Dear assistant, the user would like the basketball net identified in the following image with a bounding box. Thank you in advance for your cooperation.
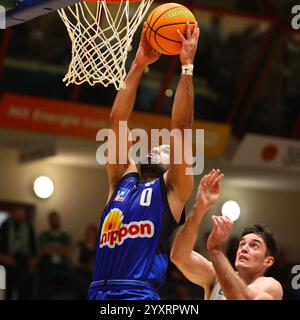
[58,0,153,90]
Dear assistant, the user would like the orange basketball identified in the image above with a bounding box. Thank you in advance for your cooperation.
[145,3,196,55]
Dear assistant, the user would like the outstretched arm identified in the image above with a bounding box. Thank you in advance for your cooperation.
[170,169,224,290]
[164,22,200,222]
[107,24,161,190]
[207,216,283,300]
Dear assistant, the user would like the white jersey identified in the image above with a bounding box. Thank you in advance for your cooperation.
[208,281,226,300]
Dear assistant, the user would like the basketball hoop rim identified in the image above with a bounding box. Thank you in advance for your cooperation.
[85,0,143,3]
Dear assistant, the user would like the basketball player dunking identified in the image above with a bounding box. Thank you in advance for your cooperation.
[87,22,200,300]
[171,169,283,300]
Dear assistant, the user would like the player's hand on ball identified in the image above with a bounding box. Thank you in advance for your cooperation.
[177,21,200,65]
[135,23,161,67]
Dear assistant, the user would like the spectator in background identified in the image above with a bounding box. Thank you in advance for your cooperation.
[75,224,97,272]
[72,224,98,299]
[39,211,72,299]
[0,207,37,299]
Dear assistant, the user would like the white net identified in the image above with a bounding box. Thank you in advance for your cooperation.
[58,0,153,90]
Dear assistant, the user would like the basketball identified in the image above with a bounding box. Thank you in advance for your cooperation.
[145,3,197,55]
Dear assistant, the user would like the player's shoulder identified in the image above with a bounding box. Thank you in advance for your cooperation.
[119,170,140,184]
[107,171,138,201]
[252,276,283,299]
[254,276,281,286]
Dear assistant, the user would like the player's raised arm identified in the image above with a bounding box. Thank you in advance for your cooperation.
[164,22,200,222]
[171,170,223,291]
[107,24,160,190]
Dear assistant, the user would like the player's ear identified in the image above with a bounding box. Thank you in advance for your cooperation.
[264,256,274,268]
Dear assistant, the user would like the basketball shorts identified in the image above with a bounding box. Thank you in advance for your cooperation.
[87,279,160,300]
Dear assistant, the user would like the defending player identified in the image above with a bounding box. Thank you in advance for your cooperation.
[171,169,283,300]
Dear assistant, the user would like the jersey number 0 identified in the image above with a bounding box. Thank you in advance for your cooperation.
[140,188,153,206]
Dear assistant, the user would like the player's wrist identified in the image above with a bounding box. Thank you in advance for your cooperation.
[207,245,223,255]
[132,59,148,71]
[191,204,208,219]
[181,63,194,76]
[193,201,211,211]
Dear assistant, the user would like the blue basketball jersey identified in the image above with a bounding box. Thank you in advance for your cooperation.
[88,172,184,300]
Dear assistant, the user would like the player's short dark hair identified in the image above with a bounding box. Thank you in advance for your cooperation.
[241,224,279,259]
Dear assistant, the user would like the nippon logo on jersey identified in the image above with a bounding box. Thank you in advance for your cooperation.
[114,187,130,202]
[100,209,154,249]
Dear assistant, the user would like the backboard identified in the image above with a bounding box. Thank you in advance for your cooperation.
[6,0,81,27]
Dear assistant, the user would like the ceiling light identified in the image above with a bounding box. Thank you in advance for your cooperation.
[222,200,240,222]
[33,176,54,199]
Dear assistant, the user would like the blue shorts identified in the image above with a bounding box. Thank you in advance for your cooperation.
[87,279,160,300]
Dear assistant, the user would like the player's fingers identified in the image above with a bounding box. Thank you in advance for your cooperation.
[211,215,219,227]
[206,169,215,183]
[152,48,161,56]
[177,29,186,42]
[201,174,209,186]
[186,22,192,39]
[141,22,148,36]
[207,169,215,176]
[219,217,229,233]
[192,22,200,37]
[224,221,232,235]
[207,169,219,185]
[221,216,232,230]
[215,218,224,236]
[212,172,224,187]
[218,216,227,225]
[224,216,233,228]
[140,25,148,43]
[203,171,212,185]
[214,215,224,229]
[210,169,221,185]
[215,216,224,225]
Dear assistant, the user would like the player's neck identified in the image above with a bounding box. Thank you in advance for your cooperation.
[238,269,264,285]
[140,173,159,182]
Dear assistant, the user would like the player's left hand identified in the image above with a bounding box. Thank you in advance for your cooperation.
[207,215,233,252]
[135,22,161,67]
[194,169,224,212]
[177,21,200,65]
